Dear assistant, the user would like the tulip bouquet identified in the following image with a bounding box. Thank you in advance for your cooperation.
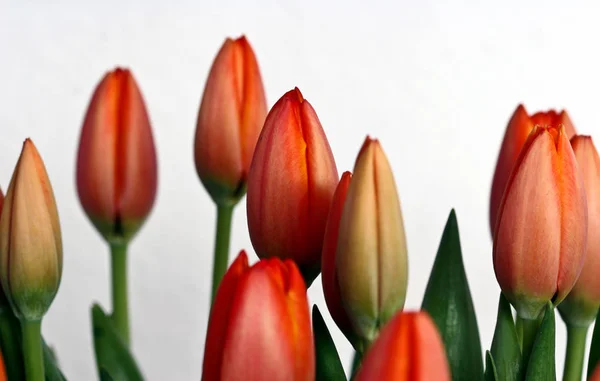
[1,34,600,381]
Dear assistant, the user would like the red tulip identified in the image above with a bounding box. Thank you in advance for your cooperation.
[355,311,450,381]
[246,88,338,281]
[76,68,158,242]
[559,136,600,326]
[591,363,600,381]
[490,105,575,234]
[493,126,587,319]
[321,171,356,343]
[202,251,314,381]
[194,36,267,205]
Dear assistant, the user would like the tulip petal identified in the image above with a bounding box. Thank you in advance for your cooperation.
[494,128,561,319]
[554,129,587,305]
[202,251,249,380]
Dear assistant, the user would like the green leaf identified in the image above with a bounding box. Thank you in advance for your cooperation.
[0,308,25,381]
[484,351,498,381]
[421,209,484,381]
[312,305,347,381]
[490,293,522,381]
[588,308,600,379]
[44,339,67,381]
[92,304,144,381]
[524,303,555,381]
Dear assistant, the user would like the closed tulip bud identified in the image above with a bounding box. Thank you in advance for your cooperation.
[592,363,600,381]
[493,126,587,319]
[0,139,62,321]
[194,36,267,206]
[76,68,158,243]
[321,171,357,344]
[490,105,576,234]
[202,251,314,381]
[355,311,450,381]
[559,136,600,326]
[336,137,408,346]
[246,88,338,282]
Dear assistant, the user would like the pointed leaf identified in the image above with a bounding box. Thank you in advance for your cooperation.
[92,304,144,381]
[421,209,484,381]
[312,305,347,381]
[490,293,522,381]
[0,309,24,381]
[524,303,555,381]
[44,339,67,381]
[588,308,600,379]
[485,351,498,381]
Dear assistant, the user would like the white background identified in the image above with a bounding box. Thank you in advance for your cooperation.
[2,1,600,380]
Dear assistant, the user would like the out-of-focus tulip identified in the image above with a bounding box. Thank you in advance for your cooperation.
[559,136,600,326]
[335,137,408,346]
[321,171,356,344]
[246,88,338,281]
[490,105,576,234]
[194,36,267,206]
[0,350,5,381]
[493,126,587,320]
[355,311,450,381]
[76,68,158,243]
[202,251,314,381]
[591,363,600,381]
[0,139,62,321]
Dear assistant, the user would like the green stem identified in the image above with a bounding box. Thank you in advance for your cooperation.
[110,241,129,346]
[519,315,541,370]
[211,204,234,304]
[563,324,588,381]
[21,319,44,381]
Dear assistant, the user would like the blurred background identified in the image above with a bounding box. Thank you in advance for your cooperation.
[2,1,600,379]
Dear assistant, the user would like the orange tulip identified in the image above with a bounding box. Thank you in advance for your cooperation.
[76,68,158,242]
[335,137,408,345]
[490,105,575,234]
[559,136,600,326]
[493,126,587,319]
[591,363,600,381]
[355,311,450,381]
[202,251,314,381]
[0,139,62,320]
[246,88,338,282]
[0,349,6,381]
[321,171,356,344]
[194,36,267,205]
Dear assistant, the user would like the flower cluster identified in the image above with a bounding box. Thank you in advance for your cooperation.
[1,35,600,381]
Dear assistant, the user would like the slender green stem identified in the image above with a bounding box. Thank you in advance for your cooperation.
[563,324,588,381]
[110,241,129,346]
[519,315,541,370]
[21,319,44,381]
[211,204,234,304]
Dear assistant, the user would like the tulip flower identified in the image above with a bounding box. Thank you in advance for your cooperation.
[490,105,575,234]
[194,35,267,205]
[355,311,450,381]
[335,137,408,347]
[0,139,62,321]
[321,171,356,344]
[559,136,600,326]
[76,67,158,243]
[493,126,587,321]
[0,139,62,381]
[202,251,314,381]
[591,364,600,381]
[246,88,338,284]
